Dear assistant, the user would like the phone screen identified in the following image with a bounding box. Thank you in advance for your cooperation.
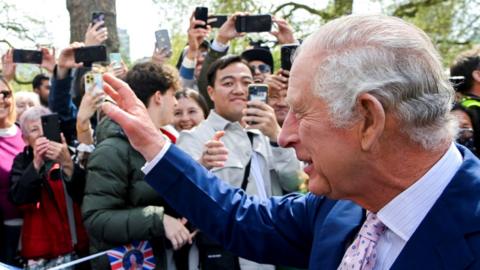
[109,53,122,69]
[248,84,269,103]
[208,15,227,28]
[41,113,61,143]
[12,49,43,64]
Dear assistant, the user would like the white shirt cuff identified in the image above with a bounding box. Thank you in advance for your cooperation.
[211,39,229,52]
[141,141,172,175]
[182,56,196,69]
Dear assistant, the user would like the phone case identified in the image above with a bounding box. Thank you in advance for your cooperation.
[84,72,104,95]
[41,114,61,143]
[235,15,272,33]
[281,44,299,71]
[109,53,122,69]
[12,49,43,64]
[194,7,208,29]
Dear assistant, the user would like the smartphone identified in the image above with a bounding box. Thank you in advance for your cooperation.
[41,113,61,143]
[91,11,105,27]
[449,76,465,91]
[74,45,107,64]
[235,15,272,33]
[208,15,227,28]
[155,29,172,55]
[281,44,299,71]
[194,7,209,29]
[109,52,122,69]
[12,49,43,64]
[248,84,269,103]
[84,72,104,96]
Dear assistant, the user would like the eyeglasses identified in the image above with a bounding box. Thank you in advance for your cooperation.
[459,127,474,138]
[250,64,271,74]
[0,90,12,100]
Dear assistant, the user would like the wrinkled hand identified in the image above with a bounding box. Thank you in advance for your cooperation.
[1,49,15,82]
[163,215,195,250]
[85,21,108,46]
[216,12,246,44]
[270,17,296,45]
[243,101,281,142]
[200,131,228,169]
[151,46,171,65]
[40,47,56,73]
[33,137,49,171]
[57,42,84,79]
[102,73,166,161]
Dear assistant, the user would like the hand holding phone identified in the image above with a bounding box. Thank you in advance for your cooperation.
[155,29,172,56]
[91,11,105,28]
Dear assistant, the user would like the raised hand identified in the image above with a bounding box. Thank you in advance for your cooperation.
[85,21,108,46]
[1,49,16,82]
[101,73,166,162]
[270,17,296,45]
[40,47,56,74]
[56,42,85,79]
[200,131,228,169]
[216,12,246,44]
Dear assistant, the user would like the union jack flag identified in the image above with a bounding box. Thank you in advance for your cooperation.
[107,240,156,270]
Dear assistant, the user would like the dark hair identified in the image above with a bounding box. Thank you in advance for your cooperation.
[32,74,49,90]
[450,49,480,94]
[125,62,181,106]
[452,102,480,156]
[206,55,254,87]
[175,88,209,117]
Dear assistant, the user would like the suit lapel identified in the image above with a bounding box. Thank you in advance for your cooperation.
[392,147,480,269]
[310,200,363,269]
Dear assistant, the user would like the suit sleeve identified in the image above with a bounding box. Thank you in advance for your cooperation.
[145,144,317,268]
[82,140,165,245]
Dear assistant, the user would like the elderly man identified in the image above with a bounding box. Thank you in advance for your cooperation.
[101,15,480,270]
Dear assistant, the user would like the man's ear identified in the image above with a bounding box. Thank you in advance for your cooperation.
[207,86,215,102]
[356,93,385,151]
[153,91,163,105]
[472,70,480,83]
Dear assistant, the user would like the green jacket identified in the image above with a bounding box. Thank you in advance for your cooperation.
[82,118,169,269]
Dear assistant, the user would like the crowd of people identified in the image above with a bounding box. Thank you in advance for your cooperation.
[0,7,479,270]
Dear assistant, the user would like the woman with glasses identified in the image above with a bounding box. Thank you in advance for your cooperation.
[0,76,25,266]
[452,102,480,157]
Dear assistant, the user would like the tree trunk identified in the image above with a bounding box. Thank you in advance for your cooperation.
[66,0,119,53]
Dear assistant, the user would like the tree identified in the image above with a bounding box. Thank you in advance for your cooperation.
[66,0,119,53]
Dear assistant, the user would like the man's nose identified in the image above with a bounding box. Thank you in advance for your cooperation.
[278,110,299,148]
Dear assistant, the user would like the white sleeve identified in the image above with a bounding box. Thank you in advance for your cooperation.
[141,141,172,174]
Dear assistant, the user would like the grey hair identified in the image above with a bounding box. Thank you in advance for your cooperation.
[19,106,51,136]
[14,91,40,106]
[298,15,456,150]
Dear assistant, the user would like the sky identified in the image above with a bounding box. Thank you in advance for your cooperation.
[2,0,382,62]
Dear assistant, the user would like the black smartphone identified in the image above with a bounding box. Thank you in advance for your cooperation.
[281,44,299,71]
[41,113,61,143]
[449,76,465,92]
[91,11,105,27]
[194,7,208,29]
[235,15,272,33]
[208,15,227,28]
[74,45,107,64]
[12,49,43,64]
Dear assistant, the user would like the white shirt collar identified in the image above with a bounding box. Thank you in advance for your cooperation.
[377,143,463,241]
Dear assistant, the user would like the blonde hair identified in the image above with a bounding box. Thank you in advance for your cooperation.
[0,76,16,126]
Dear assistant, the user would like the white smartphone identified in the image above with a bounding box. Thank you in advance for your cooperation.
[84,72,104,96]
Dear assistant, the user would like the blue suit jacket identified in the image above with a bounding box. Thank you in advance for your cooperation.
[145,145,480,269]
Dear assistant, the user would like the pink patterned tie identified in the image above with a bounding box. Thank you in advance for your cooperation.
[338,212,386,270]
